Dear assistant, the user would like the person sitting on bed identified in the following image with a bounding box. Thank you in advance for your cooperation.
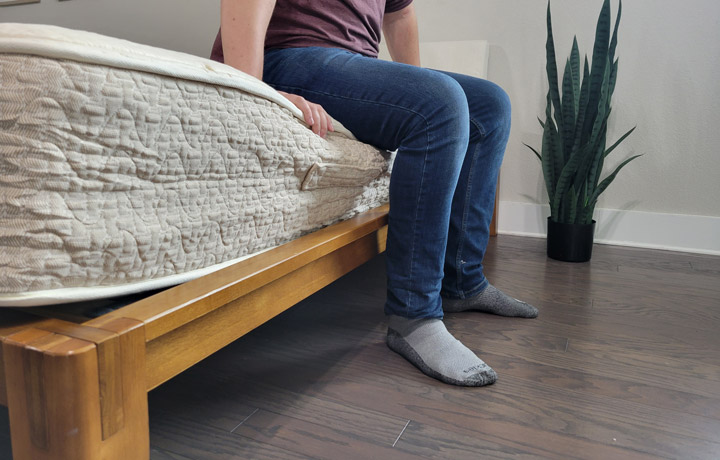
[212,0,538,387]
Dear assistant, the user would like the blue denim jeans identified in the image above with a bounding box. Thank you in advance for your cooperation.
[263,47,511,319]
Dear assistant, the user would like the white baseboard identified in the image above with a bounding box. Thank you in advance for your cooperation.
[498,201,720,256]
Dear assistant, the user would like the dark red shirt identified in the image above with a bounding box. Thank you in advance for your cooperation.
[211,0,413,63]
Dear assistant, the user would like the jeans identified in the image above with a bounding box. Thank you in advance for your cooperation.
[263,47,511,319]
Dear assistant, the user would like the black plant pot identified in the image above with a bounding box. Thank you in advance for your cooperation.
[547,218,596,262]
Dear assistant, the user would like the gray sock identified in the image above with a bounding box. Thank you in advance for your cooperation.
[443,284,538,318]
[386,315,497,387]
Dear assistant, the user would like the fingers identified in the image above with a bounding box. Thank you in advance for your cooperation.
[316,105,335,137]
[297,98,315,127]
[304,100,330,138]
[277,91,334,138]
[312,104,328,138]
[308,103,322,136]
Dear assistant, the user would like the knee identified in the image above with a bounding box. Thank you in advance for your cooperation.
[389,69,471,151]
[432,72,470,117]
[478,82,512,139]
[492,83,512,130]
[417,72,470,135]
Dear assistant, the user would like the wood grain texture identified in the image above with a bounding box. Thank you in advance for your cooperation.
[231,408,419,460]
[0,311,57,407]
[150,370,411,448]
[89,317,150,458]
[31,320,125,439]
[3,331,101,460]
[0,205,390,460]
[144,227,387,390]
[394,420,544,459]
[104,204,388,342]
[149,447,195,460]
[1,319,149,460]
[2,233,718,459]
[140,236,720,459]
[149,414,311,460]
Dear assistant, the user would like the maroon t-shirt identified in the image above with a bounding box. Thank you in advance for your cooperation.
[210,0,413,63]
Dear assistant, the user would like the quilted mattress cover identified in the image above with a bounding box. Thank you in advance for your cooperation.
[0,24,390,306]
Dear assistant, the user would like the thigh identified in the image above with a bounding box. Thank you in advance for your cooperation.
[262,47,467,151]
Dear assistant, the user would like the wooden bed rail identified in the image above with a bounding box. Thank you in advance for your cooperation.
[1,315,149,459]
[95,204,389,343]
[0,204,389,460]
[129,204,388,390]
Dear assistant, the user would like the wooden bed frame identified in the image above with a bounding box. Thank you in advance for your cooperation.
[0,204,389,460]
[0,193,497,460]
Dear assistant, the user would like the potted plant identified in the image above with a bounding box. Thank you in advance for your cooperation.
[525,0,641,262]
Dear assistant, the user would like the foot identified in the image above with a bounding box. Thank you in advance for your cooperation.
[386,315,497,387]
[442,284,538,318]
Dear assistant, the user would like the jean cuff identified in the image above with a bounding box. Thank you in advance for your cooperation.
[440,277,489,300]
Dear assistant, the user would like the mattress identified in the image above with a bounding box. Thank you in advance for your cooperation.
[0,24,391,307]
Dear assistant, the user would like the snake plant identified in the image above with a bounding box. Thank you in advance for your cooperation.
[526,0,641,225]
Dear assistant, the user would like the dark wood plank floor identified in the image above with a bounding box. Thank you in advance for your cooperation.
[1,235,719,459]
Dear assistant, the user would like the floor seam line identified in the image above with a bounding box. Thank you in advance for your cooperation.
[230,408,259,433]
[392,420,411,447]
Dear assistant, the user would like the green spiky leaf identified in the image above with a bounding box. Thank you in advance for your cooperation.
[530,1,636,225]
[604,126,636,157]
[542,102,562,204]
[546,3,564,135]
[609,58,619,98]
[524,143,542,162]
[585,154,643,213]
[588,57,613,148]
[551,142,590,218]
[609,0,622,65]
[586,133,607,199]
[581,0,612,145]
[570,37,581,110]
[561,58,577,161]
[572,57,592,155]
[567,185,579,223]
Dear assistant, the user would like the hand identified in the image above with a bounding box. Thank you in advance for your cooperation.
[277,91,335,138]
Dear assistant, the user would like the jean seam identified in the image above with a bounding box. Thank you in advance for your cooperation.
[406,130,431,315]
[463,278,490,299]
[451,116,483,299]
[456,141,480,299]
[470,116,486,140]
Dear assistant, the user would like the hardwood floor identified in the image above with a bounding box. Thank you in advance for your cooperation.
[1,235,719,459]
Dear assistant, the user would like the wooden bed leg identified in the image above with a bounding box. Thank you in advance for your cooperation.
[2,319,149,460]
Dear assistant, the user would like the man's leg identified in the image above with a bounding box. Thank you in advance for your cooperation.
[438,71,538,318]
[263,48,496,386]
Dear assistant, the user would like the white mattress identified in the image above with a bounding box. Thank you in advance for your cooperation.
[0,24,391,306]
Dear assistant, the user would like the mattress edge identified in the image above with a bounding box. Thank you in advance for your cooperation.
[0,23,357,139]
[0,245,276,308]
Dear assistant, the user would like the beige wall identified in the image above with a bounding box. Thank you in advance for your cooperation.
[413,0,720,219]
[1,0,219,57]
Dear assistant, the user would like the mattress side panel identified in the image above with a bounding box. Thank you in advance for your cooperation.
[0,54,389,297]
